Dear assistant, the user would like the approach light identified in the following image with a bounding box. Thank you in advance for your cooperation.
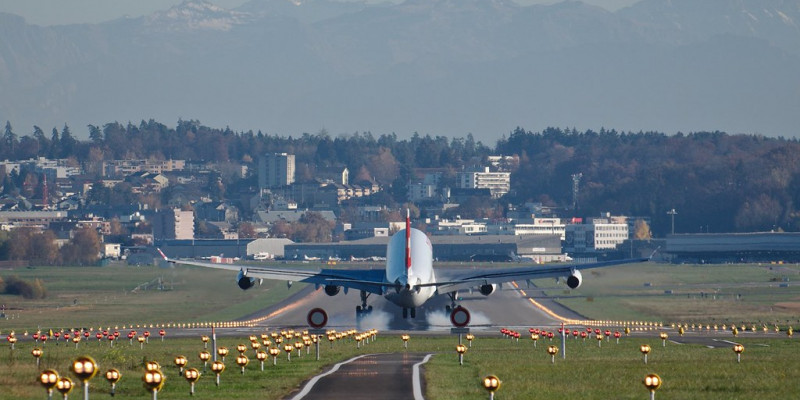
[640,344,651,364]
[643,373,662,400]
[184,368,201,396]
[482,375,501,400]
[105,369,122,396]
[210,361,225,386]
[733,343,745,363]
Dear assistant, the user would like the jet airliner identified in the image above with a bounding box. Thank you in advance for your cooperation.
[159,212,649,319]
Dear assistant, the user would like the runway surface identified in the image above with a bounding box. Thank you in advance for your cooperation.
[240,279,580,332]
[284,352,432,400]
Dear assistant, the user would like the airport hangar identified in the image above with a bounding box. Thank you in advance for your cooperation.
[666,232,800,263]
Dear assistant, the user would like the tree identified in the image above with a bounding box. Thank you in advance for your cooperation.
[633,219,652,240]
[238,222,257,238]
[60,226,101,265]
[3,120,17,157]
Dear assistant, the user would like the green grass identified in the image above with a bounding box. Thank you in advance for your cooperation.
[532,263,800,325]
[2,333,799,399]
[0,264,305,331]
[425,335,800,400]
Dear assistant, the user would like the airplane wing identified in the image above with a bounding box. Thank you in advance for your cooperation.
[426,257,650,294]
[158,249,391,295]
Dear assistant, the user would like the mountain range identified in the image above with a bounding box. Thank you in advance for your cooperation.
[0,0,798,141]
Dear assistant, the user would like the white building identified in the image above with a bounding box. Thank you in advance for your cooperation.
[457,167,510,198]
[258,153,295,189]
[513,218,566,240]
[564,218,629,253]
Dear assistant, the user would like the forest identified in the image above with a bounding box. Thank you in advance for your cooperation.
[2,120,799,236]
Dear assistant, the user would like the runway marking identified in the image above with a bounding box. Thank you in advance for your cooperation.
[413,353,434,400]
[287,354,369,400]
[511,281,578,324]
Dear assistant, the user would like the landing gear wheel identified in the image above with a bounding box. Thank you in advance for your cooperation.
[402,308,408,319]
[410,308,416,318]
[367,305,373,313]
[445,305,452,314]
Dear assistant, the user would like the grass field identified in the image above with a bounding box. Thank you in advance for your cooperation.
[0,264,305,331]
[533,263,800,325]
[2,261,800,399]
[2,332,798,399]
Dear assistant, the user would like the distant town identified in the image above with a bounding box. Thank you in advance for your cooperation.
[2,142,798,267]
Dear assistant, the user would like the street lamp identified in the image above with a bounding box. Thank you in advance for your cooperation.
[596,334,603,347]
[201,335,209,349]
[71,356,98,400]
[184,368,201,396]
[104,369,121,397]
[481,375,501,400]
[465,333,475,348]
[40,369,60,400]
[236,344,247,354]
[667,209,677,235]
[660,332,668,347]
[640,344,651,364]
[142,369,165,400]
[284,344,294,361]
[456,344,467,365]
[733,344,744,363]
[530,333,539,348]
[401,334,410,349]
[643,373,662,400]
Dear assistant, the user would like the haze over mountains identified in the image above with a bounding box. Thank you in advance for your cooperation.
[0,0,798,141]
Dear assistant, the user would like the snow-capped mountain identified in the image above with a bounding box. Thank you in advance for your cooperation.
[0,0,798,140]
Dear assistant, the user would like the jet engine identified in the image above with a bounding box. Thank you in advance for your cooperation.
[324,285,341,296]
[237,269,256,290]
[479,283,497,296]
[566,270,583,289]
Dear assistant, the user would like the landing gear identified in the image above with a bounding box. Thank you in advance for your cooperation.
[356,291,373,318]
[445,291,459,314]
[402,307,417,319]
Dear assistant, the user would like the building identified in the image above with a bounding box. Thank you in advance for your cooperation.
[457,167,510,198]
[152,208,194,240]
[258,153,295,189]
[564,218,629,254]
[666,232,800,263]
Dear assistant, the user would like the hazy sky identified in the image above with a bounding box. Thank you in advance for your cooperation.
[0,0,640,26]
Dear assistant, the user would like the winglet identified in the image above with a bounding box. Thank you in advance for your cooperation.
[156,248,169,261]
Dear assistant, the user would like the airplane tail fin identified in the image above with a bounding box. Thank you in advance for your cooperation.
[405,209,411,270]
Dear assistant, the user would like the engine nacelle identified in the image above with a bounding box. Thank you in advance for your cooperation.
[237,269,256,290]
[566,270,583,289]
[479,283,497,296]
[324,285,341,296]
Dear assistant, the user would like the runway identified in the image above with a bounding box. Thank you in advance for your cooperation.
[239,279,581,332]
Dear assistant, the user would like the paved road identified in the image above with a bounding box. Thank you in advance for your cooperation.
[285,352,432,400]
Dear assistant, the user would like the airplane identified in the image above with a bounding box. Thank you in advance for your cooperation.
[158,211,650,319]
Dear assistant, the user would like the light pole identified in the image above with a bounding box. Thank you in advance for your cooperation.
[640,344,651,364]
[183,368,200,396]
[104,369,121,397]
[40,369,60,400]
[456,344,467,365]
[733,344,744,363]
[667,209,677,235]
[142,369,165,400]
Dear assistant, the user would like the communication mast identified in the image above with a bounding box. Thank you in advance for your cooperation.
[41,173,48,210]
[571,173,582,213]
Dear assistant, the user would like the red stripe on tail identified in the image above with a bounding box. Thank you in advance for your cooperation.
[405,209,411,270]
